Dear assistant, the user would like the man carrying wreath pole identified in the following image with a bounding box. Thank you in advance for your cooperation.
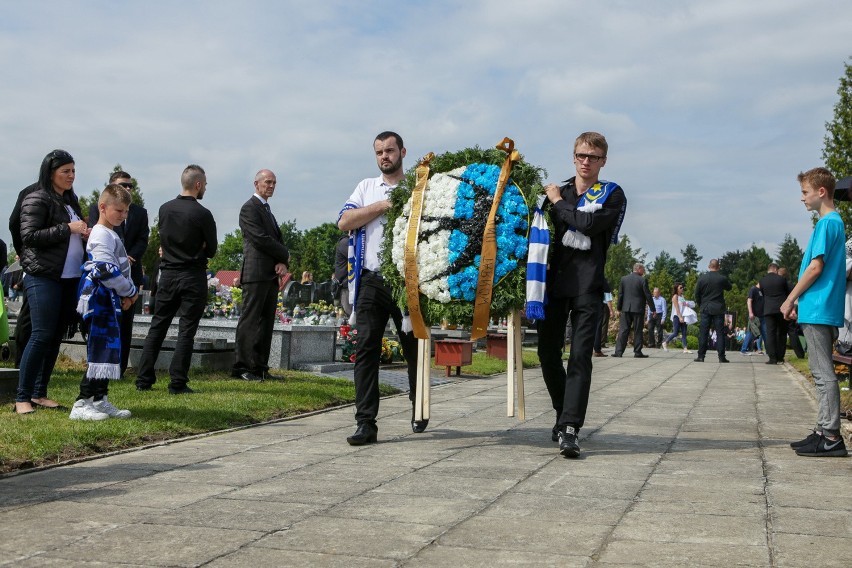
[536,132,627,458]
[338,131,428,445]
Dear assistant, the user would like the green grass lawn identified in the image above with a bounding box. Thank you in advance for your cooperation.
[0,361,398,473]
[787,353,852,410]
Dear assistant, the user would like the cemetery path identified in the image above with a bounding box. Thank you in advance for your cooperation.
[1,351,850,567]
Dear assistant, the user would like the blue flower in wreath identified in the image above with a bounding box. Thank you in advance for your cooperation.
[430,163,529,301]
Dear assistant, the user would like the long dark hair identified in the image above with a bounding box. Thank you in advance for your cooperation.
[37,149,80,210]
[672,282,684,296]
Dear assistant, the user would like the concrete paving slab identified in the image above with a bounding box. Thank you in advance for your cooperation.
[206,547,396,568]
[36,522,262,567]
[407,545,589,567]
[253,516,443,560]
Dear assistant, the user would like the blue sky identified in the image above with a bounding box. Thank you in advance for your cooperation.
[1,0,850,266]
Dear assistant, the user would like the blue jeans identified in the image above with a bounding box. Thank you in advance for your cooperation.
[664,316,688,348]
[17,276,79,402]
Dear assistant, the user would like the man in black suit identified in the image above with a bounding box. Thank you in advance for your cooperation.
[613,263,655,358]
[759,262,792,364]
[231,169,290,382]
[694,258,733,362]
[89,171,150,376]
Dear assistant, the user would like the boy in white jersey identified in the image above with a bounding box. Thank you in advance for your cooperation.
[70,185,139,420]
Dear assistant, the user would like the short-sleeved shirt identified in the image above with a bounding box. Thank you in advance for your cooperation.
[343,176,395,272]
[798,210,846,327]
[748,285,764,318]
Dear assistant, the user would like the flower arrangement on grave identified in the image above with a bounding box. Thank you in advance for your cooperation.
[381,337,402,364]
[341,328,358,362]
[380,139,545,336]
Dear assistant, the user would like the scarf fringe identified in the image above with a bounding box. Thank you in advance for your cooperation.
[86,362,121,380]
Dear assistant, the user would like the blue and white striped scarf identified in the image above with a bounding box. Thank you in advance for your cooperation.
[525,195,549,320]
[77,261,137,379]
[338,203,365,325]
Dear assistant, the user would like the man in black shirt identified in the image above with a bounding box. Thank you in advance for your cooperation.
[135,165,217,394]
[537,132,627,458]
[759,262,792,364]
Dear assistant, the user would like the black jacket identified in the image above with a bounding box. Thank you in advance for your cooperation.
[758,272,791,316]
[9,182,39,255]
[546,177,627,298]
[618,271,654,313]
[238,196,289,284]
[695,270,732,316]
[20,187,84,280]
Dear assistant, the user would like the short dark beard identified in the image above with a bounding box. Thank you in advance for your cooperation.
[379,157,402,175]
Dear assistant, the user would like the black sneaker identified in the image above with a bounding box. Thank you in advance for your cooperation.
[558,426,581,458]
[795,433,848,457]
[168,386,195,395]
[790,430,820,449]
[551,424,559,442]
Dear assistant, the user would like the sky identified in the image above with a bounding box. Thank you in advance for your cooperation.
[1,0,851,267]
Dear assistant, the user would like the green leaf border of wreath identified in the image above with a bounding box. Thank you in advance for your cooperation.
[380,145,546,328]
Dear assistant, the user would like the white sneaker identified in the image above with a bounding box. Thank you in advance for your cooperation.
[662,342,668,351]
[93,396,131,419]
[683,349,693,354]
[69,398,109,421]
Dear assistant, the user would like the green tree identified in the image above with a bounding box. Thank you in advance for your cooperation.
[718,250,745,278]
[680,243,702,274]
[649,250,684,283]
[647,268,674,305]
[729,245,772,291]
[822,57,852,234]
[278,219,303,277]
[605,235,645,294]
[775,233,803,283]
[724,284,748,329]
[299,223,344,281]
[208,230,244,273]
[684,269,699,301]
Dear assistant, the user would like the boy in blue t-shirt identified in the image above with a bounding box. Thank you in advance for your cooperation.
[781,167,847,457]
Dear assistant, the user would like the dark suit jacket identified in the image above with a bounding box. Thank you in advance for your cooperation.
[239,196,290,283]
[695,270,732,315]
[758,272,791,316]
[618,271,654,313]
[89,202,150,286]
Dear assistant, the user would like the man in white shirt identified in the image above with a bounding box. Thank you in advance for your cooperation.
[647,287,667,348]
[337,131,424,445]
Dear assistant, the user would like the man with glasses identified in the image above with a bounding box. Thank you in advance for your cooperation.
[537,132,627,458]
[88,171,150,377]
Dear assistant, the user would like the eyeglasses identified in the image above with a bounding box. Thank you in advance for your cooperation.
[574,153,605,163]
[118,182,133,189]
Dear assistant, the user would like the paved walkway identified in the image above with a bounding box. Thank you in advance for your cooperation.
[1,351,850,567]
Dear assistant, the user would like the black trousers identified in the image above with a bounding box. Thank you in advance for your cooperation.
[119,300,135,376]
[698,312,726,359]
[593,304,610,352]
[647,313,663,347]
[13,291,31,367]
[352,272,418,427]
[764,313,787,363]
[787,321,805,358]
[614,311,645,355]
[232,278,279,375]
[136,270,207,389]
[536,293,602,430]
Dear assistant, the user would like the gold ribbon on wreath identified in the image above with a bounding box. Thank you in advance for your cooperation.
[403,152,435,339]
[471,137,520,340]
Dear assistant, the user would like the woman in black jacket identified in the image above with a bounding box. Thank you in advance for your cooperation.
[14,150,90,414]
